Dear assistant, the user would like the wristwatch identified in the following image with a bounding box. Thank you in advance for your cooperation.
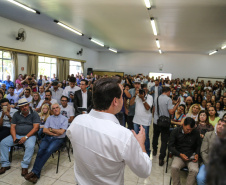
[50,128,52,132]
[25,136,28,139]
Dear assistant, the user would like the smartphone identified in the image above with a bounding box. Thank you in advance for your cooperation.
[2,106,7,113]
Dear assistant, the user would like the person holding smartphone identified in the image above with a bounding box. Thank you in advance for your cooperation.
[0,98,17,141]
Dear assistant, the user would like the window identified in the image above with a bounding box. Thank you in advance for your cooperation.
[0,50,13,81]
[70,61,82,76]
[38,56,56,79]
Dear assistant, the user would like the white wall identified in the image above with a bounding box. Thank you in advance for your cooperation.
[0,16,99,75]
[98,52,226,79]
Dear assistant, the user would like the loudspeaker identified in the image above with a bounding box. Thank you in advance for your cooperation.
[87,68,93,75]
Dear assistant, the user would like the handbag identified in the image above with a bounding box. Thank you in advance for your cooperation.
[157,97,171,128]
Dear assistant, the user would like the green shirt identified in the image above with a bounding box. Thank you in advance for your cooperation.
[209,117,220,127]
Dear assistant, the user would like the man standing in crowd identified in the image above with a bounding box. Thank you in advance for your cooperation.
[24,103,68,183]
[37,75,45,87]
[2,75,14,90]
[196,119,226,185]
[128,79,141,130]
[150,79,162,102]
[74,79,92,116]
[169,117,200,185]
[39,86,45,100]
[0,98,17,141]
[152,87,180,166]
[0,98,40,175]
[36,90,57,112]
[6,86,19,108]
[60,96,75,124]
[63,77,80,106]
[130,84,153,156]
[67,78,152,185]
[147,77,155,90]
[45,81,63,104]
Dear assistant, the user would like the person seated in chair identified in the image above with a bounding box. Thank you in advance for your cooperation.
[24,103,68,183]
[0,98,40,176]
[169,117,201,185]
[196,119,226,185]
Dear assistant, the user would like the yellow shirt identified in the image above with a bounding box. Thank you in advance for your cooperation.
[209,117,220,127]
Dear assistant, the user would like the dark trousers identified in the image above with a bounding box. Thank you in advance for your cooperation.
[127,116,134,130]
[152,123,170,160]
[0,126,10,142]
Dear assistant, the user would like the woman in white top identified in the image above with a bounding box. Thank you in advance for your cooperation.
[14,83,23,96]
[185,104,201,122]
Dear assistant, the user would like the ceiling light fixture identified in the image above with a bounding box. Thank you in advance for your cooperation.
[54,20,83,36]
[156,39,160,48]
[150,18,157,36]
[144,0,151,9]
[7,0,40,14]
[89,38,104,47]
[159,49,162,54]
[209,50,218,56]
[109,48,117,53]
[221,45,226,50]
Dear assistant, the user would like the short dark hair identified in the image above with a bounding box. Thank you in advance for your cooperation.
[93,78,121,111]
[184,117,196,128]
[162,87,171,93]
[25,88,31,93]
[69,77,76,83]
[45,90,52,95]
[81,79,88,85]
[0,98,9,104]
[8,86,14,90]
[124,84,130,89]
[60,95,69,101]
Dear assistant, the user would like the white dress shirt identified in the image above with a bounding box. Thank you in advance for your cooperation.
[67,109,152,185]
[81,90,87,109]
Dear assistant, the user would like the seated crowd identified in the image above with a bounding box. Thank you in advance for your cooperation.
[0,73,226,184]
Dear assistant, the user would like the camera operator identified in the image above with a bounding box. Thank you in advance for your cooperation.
[35,90,57,113]
[130,84,153,156]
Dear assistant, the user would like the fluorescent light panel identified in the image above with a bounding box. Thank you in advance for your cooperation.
[109,48,117,53]
[144,0,151,9]
[7,0,38,14]
[150,18,157,36]
[221,45,226,49]
[55,21,83,36]
[156,39,160,48]
[209,50,218,55]
[90,38,104,47]
[159,49,162,54]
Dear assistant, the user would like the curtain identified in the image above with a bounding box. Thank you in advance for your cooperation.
[56,59,69,81]
[10,51,18,82]
[27,55,38,75]
[81,61,84,75]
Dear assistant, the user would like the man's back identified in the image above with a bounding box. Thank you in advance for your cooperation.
[67,110,151,185]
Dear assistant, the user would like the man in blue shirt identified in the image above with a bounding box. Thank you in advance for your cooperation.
[2,75,14,90]
[24,103,68,183]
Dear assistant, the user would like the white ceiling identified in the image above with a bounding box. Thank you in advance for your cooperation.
[0,0,226,54]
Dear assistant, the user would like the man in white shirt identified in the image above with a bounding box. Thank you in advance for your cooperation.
[60,96,75,125]
[130,84,153,156]
[38,86,45,100]
[67,78,152,185]
[6,87,19,108]
[147,77,155,90]
[63,77,80,106]
[36,90,57,112]
[21,88,33,103]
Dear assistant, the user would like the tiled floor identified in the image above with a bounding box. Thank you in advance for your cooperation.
[0,124,188,185]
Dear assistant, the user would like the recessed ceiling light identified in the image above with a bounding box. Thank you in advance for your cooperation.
[144,0,151,9]
[221,45,226,50]
[156,39,160,48]
[109,48,117,53]
[159,49,162,54]
[89,38,104,47]
[150,18,157,36]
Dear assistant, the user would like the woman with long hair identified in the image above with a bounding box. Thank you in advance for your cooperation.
[186,104,201,122]
[196,110,214,139]
[171,104,186,127]
[37,104,50,140]
[200,99,207,110]
[30,92,41,110]
[208,106,220,127]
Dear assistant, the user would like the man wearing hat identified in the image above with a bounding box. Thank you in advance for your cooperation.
[0,98,40,176]
[45,81,63,104]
